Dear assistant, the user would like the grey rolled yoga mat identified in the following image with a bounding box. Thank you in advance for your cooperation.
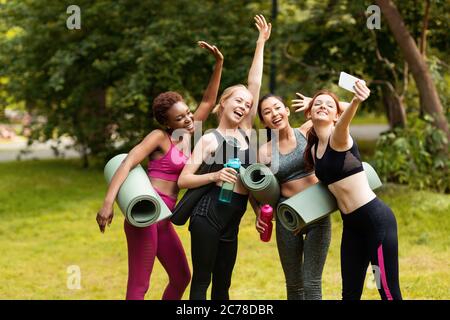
[277,162,382,232]
[104,154,172,227]
[240,163,280,208]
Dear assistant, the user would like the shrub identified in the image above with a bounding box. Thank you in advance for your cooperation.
[374,114,449,193]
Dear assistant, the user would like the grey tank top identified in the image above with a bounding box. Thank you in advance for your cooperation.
[270,128,313,184]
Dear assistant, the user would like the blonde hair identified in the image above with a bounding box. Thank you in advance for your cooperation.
[212,84,250,119]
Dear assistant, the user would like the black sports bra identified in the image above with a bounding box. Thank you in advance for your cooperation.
[210,128,254,169]
[314,137,364,185]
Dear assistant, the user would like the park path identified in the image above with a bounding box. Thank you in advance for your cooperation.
[0,136,80,162]
[0,124,390,162]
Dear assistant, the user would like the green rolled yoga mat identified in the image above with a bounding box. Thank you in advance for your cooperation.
[277,162,382,232]
[104,154,172,227]
[240,163,280,208]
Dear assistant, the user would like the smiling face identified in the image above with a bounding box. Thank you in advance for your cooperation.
[220,88,253,125]
[165,101,195,133]
[260,96,290,130]
[308,94,340,124]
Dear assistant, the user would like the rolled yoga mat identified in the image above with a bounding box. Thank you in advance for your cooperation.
[239,163,280,208]
[104,154,172,227]
[277,162,382,232]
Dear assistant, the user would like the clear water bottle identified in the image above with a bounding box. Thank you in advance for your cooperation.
[219,158,241,203]
[260,204,273,242]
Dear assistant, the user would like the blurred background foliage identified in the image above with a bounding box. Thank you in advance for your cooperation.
[0,0,448,191]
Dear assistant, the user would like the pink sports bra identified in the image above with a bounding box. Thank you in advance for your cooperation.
[147,132,188,182]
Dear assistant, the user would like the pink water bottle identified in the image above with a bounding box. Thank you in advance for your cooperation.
[260,204,273,242]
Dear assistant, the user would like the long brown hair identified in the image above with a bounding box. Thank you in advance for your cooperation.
[303,90,342,171]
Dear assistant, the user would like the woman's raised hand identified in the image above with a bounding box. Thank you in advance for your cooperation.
[254,14,271,42]
[353,81,371,103]
[292,92,312,113]
[198,41,223,62]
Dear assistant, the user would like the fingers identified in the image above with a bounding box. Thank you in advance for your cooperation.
[254,15,262,31]
[108,212,114,226]
[296,92,305,99]
[198,41,213,51]
[220,168,238,184]
[294,106,308,113]
[259,14,267,27]
[291,99,304,105]
[254,15,263,28]
[96,213,106,233]
[254,14,268,31]
[355,80,370,94]
[354,81,370,101]
[255,219,268,234]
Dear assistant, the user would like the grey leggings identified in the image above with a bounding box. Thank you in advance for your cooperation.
[275,201,332,300]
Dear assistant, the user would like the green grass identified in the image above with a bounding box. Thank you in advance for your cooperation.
[0,159,449,299]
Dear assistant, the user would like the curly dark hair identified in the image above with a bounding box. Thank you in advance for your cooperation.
[152,91,184,125]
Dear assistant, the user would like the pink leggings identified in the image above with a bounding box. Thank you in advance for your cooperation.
[124,189,191,300]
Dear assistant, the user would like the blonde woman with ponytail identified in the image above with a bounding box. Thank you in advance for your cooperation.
[178,14,271,300]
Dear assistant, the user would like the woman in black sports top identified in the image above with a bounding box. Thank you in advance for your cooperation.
[178,14,271,300]
[303,82,402,300]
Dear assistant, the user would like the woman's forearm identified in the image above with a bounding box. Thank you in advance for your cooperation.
[194,60,224,122]
[248,194,261,217]
[178,172,216,189]
[204,60,223,104]
[248,40,265,91]
[103,162,131,208]
[336,98,360,132]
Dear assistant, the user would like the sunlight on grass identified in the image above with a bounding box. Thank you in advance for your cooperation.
[0,160,448,299]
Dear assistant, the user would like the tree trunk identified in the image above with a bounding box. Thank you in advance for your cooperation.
[84,88,108,157]
[419,0,431,56]
[382,86,407,128]
[376,0,449,139]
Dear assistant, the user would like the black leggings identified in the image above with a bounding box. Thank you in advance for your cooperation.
[341,197,402,300]
[189,187,248,300]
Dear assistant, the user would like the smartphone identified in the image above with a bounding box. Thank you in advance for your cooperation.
[338,72,365,93]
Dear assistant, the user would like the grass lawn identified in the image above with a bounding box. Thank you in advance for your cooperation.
[0,159,448,300]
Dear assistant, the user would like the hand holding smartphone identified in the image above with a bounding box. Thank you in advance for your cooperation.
[338,72,366,93]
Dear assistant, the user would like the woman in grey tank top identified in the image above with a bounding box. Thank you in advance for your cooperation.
[250,94,331,300]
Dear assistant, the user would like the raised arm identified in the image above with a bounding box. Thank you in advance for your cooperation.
[96,130,165,233]
[332,81,371,147]
[193,41,224,122]
[177,134,237,189]
[242,14,271,130]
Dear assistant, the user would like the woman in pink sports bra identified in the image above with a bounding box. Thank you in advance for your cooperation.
[96,41,223,300]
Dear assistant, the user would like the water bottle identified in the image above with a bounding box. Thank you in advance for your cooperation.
[260,204,273,242]
[219,158,241,203]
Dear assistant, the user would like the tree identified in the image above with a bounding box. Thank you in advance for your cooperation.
[375,0,449,140]
[0,0,263,166]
